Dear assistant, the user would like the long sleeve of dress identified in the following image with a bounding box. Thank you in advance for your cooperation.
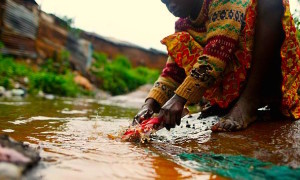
[146,56,186,106]
[174,1,247,103]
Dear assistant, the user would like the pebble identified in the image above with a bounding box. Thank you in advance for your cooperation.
[44,94,55,100]
[0,162,22,180]
[11,89,25,97]
[0,86,5,96]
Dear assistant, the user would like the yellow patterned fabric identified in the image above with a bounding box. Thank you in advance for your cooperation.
[280,0,300,119]
[147,0,300,119]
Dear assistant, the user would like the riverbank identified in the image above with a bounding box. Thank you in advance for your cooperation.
[0,52,159,100]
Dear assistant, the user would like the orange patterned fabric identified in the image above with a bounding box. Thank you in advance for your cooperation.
[281,0,300,119]
[148,0,300,119]
[161,0,256,107]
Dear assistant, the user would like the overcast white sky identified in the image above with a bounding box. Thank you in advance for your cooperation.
[36,0,299,52]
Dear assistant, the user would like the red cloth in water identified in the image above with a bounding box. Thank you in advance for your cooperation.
[122,117,162,142]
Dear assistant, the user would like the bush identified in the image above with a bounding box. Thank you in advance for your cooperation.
[91,53,159,95]
[0,41,4,49]
[0,55,83,97]
[0,57,31,89]
[29,72,80,97]
[133,66,160,84]
[41,50,71,74]
[0,57,30,77]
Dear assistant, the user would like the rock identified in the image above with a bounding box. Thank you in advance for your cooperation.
[44,94,55,100]
[23,77,29,84]
[0,135,40,177]
[74,73,93,91]
[0,86,5,96]
[3,90,12,98]
[0,146,31,163]
[95,88,111,100]
[37,90,44,97]
[11,89,26,97]
[14,82,21,89]
[0,162,22,180]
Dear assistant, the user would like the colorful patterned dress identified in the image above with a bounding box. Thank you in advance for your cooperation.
[147,0,300,119]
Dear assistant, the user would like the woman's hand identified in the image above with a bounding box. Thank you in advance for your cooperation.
[158,94,187,130]
[132,98,160,125]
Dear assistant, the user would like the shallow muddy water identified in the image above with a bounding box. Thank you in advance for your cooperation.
[0,97,299,179]
[0,97,220,179]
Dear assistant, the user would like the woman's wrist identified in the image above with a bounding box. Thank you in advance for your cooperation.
[172,94,187,105]
[144,98,161,113]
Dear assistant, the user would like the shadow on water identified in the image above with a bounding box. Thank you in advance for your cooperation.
[0,97,222,179]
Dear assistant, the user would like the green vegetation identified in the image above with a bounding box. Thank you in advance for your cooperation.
[41,50,71,74]
[0,50,160,97]
[0,53,82,97]
[57,15,82,38]
[295,2,300,41]
[29,71,80,97]
[0,57,30,89]
[91,53,159,95]
[295,17,300,41]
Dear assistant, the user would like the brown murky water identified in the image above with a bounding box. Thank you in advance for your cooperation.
[0,97,299,179]
[0,97,222,179]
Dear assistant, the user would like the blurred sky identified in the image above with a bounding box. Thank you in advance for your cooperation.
[36,0,300,52]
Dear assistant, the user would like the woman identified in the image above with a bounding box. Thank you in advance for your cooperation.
[134,0,300,132]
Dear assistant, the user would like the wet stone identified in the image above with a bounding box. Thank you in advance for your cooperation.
[0,135,40,176]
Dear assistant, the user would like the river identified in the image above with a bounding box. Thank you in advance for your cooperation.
[0,96,299,179]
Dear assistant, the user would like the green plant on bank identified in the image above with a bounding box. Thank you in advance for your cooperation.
[295,2,300,41]
[0,57,31,89]
[295,17,300,41]
[91,53,159,95]
[29,71,80,97]
[58,15,82,38]
[41,50,71,74]
[0,41,4,49]
[0,54,83,97]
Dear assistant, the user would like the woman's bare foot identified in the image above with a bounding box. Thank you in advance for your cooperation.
[211,0,284,132]
[211,97,259,131]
